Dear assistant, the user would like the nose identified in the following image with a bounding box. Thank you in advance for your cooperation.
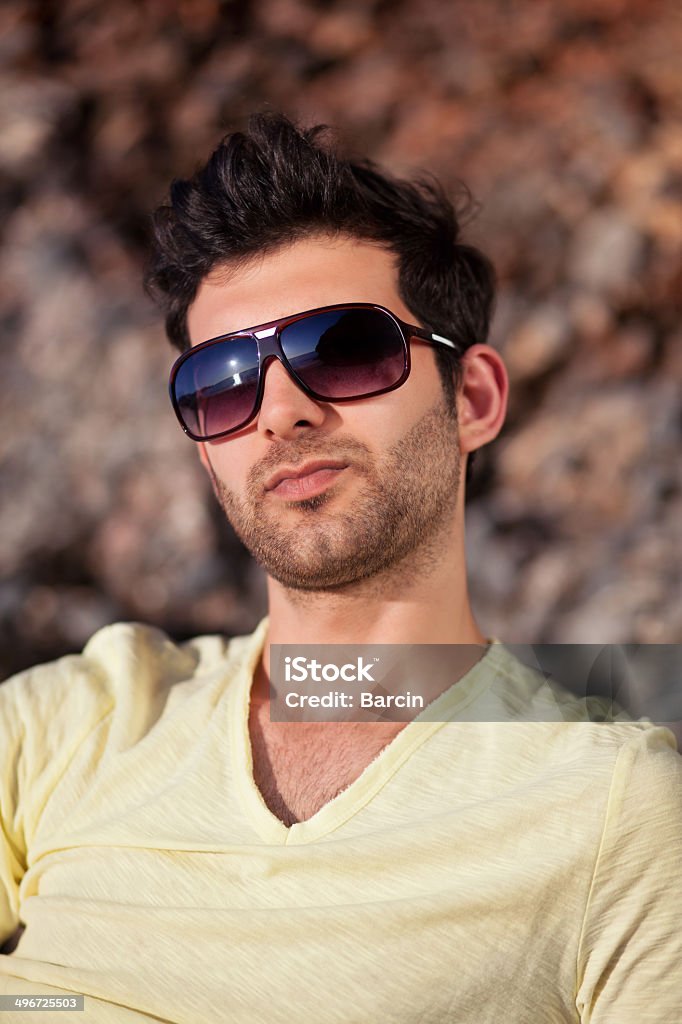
[256,356,328,440]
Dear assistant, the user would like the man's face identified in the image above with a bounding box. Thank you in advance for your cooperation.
[186,235,463,591]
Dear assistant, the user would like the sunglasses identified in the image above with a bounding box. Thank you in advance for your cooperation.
[169,303,461,442]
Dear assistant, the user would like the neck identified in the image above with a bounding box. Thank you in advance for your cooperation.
[249,510,486,826]
[262,516,486,676]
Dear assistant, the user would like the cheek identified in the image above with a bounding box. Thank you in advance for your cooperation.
[201,443,248,494]
[410,347,444,391]
[377,350,443,420]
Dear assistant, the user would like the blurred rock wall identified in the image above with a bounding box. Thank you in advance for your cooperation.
[1,0,681,679]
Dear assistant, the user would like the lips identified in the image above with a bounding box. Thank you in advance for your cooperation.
[264,460,349,500]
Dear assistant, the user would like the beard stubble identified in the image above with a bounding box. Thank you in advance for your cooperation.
[207,396,462,593]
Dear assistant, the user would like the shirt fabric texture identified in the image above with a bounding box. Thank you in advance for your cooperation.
[0,620,681,1022]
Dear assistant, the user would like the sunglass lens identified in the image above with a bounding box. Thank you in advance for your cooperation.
[173,336,259,439]
[280,309,405,399]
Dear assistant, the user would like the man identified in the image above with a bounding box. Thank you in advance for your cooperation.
[1,113,680,1022]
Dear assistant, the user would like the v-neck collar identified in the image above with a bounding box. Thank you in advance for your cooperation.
[228,619,499,845]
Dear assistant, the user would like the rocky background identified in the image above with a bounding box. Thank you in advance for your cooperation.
[1,0,680,699]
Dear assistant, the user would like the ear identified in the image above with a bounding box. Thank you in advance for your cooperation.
[457,344,509,455]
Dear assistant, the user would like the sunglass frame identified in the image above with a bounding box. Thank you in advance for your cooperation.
[169,302,461,442]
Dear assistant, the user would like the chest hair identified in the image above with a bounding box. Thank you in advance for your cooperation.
[248,704,405,826]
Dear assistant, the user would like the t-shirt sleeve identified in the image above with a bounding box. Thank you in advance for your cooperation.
[576,726,682,1022]
[0,621,205,947]
[0,674,24,945]
[0,653,114,944]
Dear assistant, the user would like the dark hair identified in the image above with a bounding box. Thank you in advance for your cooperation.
[146,112,495,471]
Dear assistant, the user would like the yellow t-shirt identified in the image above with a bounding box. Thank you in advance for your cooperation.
[1,621,681,1023]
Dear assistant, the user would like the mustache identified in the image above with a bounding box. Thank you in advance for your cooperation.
[247,435,373,491]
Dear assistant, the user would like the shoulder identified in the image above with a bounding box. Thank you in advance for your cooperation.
[598,723,682,833]
[482,642,632,724]
[1,618,267,757]
[459,642,681,789]
[575,721,682,1015]
[491,642,682,865]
